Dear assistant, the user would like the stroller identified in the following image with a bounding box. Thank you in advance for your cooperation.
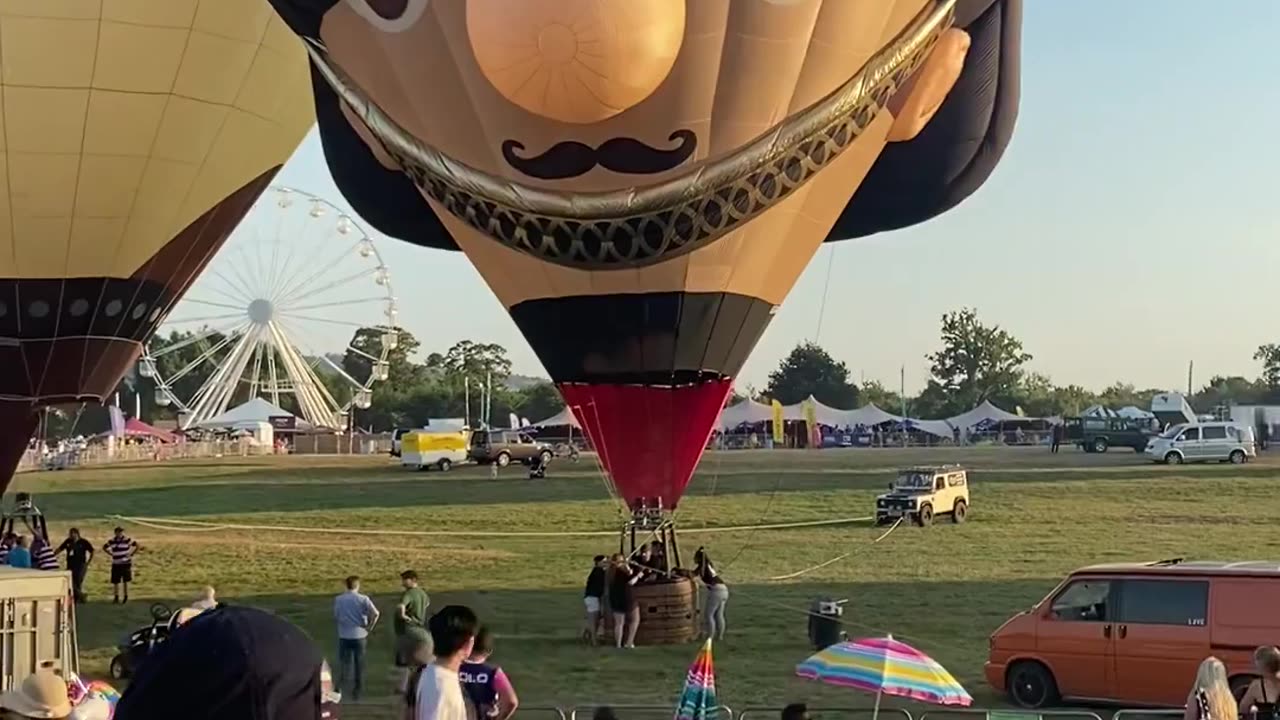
[108,603,181,680]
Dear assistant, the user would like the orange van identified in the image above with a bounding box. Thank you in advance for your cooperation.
[985,560,1280,708]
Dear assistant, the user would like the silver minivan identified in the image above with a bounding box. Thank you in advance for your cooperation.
[1144,421,1256,464]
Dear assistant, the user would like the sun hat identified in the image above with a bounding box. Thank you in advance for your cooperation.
[0,669,73,718]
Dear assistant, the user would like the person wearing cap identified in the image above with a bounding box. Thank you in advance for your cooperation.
[114,605,334,720]
[0,668,73,719]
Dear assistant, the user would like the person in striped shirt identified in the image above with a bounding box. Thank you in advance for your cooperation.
[103,527,141,604]
[30,533,58,571]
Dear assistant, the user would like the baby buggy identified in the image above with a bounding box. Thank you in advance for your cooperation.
[108,603,183,680]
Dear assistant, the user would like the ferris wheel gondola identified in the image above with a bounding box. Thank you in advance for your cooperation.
[140,187,397,432]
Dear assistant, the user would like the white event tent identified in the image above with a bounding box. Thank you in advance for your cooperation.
[531,406,581,429]
[717,399,773,429]
[197,397,311,431]
[945,400,1025,430]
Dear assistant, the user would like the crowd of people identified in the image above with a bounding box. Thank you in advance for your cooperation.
[0,525,141,603]
[1186,649,1279,720]
[580,543,730,649]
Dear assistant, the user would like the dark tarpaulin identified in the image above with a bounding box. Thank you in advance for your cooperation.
[115,606,325,720]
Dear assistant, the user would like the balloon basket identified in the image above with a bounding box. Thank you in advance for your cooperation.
[601,575,699,646]
[596,502,699,645]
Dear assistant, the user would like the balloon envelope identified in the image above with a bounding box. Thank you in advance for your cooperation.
[271,0,1020,509]
[0,2,315,484]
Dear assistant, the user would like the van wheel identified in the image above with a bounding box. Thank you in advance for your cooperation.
[109,655,128,680]
[1229,674,1257,701]
[496,452,511,467]
[1092,437,1109,453]
[1165,451,1183,465]
[538,450,553,465]
[951,500,967,523]
[1008,661,1058,709]
[914,504,933,527]
[437,458,452,472]
[1229,450,1246,464]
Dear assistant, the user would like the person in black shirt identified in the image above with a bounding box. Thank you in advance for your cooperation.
[581,555,606,645]
[607,554,641,649]
[55,528,94,602]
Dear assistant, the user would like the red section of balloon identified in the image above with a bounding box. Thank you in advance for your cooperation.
[559,380,731,511]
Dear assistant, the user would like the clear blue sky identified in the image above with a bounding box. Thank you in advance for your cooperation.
[266,0,1280,395]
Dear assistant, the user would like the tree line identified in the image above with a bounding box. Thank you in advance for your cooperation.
[750,307,1280,420]
[38,307,1280,438]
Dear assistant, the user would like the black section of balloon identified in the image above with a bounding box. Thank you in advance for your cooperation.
[500,130,698,180]
[509,291,775,385]
[287,0,1020,252]
[0,277,172,341]
[835,0,1021,239]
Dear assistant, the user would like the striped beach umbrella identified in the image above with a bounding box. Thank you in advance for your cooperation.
[674,639,719,720]
[796,636,971,718]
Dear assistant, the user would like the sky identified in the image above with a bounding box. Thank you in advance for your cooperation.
[259,0,1280,395]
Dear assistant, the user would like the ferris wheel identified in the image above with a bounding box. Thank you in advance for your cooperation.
[140,186,398,431]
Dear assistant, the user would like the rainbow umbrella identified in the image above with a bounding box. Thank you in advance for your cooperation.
[796,636,971,719]
[674,639,719,720]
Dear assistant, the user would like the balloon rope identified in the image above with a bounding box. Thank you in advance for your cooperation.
[108,513,871,539]
[567,401,623,517]
[765,516,902,581]
[814,245,837,342]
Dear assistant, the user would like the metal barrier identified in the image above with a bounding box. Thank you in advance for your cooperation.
[339,702,566,720]
[919,710,1105,720]
[1113,711,1184,720]
[571,705,734,720]
[740,707,912,720]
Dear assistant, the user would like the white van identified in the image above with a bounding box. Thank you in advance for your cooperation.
[1144,422,1256,465]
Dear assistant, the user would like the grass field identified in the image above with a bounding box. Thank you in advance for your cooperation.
[8,447,1280,719]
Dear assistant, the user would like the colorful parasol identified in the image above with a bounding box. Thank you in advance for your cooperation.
[674,639,719,720]
[796,636,971,718]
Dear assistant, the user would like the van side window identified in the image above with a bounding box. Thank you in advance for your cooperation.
[947,474,965,487]
[1201,426,1227,440]
[1118,579,1208,626]
[1179,428,1200,442]
[1050,580,1110,622]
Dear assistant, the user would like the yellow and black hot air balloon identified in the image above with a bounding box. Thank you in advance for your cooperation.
[269,0,1021,515]
[0,2,314,487]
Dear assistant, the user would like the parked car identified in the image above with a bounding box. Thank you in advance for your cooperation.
[1144,422,1256,464]
[1063,416,1155,453]
[469,430,552,467]
[985,559,1280,709]
[874,465,969,526]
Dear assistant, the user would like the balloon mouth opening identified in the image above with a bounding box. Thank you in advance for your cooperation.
[304,0,955,269]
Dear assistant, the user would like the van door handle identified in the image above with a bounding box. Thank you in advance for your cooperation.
[1103,624,1111,638]
[1119,625,1128,639]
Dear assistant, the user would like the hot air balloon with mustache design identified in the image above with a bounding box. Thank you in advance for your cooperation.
[268,0,1021,604]
[0,2,314,490]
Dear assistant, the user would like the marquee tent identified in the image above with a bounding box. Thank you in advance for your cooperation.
[718,399,773,429]
[97,418,177,443]
[841,403,899,426]
[946,400,1025,429]
[532,406,581,429]
[780,395,850,426]
[197,398,311,432]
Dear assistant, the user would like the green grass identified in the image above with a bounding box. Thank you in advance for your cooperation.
[10,447,1280,719]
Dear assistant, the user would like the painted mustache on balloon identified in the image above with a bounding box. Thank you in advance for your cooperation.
[501,130,698,180]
